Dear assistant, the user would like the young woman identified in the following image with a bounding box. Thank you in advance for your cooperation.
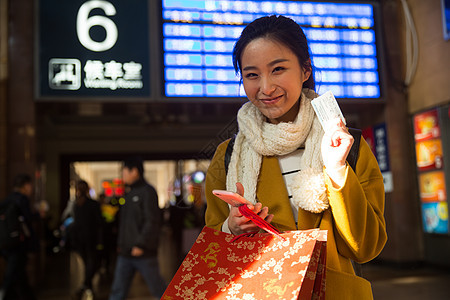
[205,15,387,299]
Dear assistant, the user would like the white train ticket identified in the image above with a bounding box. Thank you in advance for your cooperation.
[311,91,346,129]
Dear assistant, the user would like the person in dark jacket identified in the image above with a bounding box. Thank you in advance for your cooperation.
[71,180,103,299]
[0,174,37,300]
[109,157,166,300]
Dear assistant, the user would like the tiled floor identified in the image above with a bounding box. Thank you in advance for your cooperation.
[364,263,450,300]
[34,253,450,300]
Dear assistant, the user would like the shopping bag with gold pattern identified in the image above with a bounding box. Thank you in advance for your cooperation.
[162,223,327,300]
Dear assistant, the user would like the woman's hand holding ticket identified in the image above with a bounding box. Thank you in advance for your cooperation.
[321,118,354,187]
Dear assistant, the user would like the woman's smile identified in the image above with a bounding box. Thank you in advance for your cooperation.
[260,95,283,104]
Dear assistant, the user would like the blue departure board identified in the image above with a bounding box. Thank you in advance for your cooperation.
[162,0,381,99]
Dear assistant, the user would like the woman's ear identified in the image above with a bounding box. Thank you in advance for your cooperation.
[302,59,312,83]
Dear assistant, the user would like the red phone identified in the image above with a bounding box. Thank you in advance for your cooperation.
[212,189,284,239]
[212,190,252,207]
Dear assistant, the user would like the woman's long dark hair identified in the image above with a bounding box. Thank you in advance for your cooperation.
[232,15,315,90]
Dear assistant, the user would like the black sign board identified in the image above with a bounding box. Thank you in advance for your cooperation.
[37,0,150,99]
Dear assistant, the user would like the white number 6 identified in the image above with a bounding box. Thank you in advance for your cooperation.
[77,0,118,52]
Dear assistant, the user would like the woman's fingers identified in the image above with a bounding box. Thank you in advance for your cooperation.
[323,117,346,131]
[330,129,353,147]
[236,182,244,196]
[257,206,269,219]
[229,202,273,234]
[265,214,274,223]
[321,117,354,169]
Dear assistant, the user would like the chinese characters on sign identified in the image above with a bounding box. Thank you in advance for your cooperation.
[40,0,382,99]
[362,123,393,193]
[49,59,143,91]
[83,60,143,90]
[39,0,150,98]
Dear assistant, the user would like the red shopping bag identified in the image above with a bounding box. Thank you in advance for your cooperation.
[162,226,327,300]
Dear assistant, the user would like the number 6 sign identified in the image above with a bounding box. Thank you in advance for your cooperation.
[37,0,150,98]
[76,0,118,52]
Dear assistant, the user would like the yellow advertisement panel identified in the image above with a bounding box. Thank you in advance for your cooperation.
[419,171,447,202]
[415,139,443,171]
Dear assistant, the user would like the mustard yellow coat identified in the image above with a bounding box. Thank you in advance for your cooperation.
[205,137,387,300]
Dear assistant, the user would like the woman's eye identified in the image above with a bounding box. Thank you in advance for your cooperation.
[273,66,285,73]
[244,73,257,78]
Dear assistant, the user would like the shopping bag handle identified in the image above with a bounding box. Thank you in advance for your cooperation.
[213,189,284,240]
[238,205,284,240]
[230,231,259,243]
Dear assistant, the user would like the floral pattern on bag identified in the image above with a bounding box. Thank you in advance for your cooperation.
[163,227,327,300]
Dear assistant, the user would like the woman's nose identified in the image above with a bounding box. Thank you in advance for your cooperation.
[260,76,276,95]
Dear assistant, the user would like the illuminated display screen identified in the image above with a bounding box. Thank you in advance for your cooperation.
[162,0,381,99]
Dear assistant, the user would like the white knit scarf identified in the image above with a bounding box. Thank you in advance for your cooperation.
[226,88,329,213]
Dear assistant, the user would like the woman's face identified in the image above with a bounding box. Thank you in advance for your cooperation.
[240,38,311,124]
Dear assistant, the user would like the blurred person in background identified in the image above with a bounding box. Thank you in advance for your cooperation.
[71,180,103,300]
[0,174,37,300]
[98,193,119,279]
[109,157,166,300]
